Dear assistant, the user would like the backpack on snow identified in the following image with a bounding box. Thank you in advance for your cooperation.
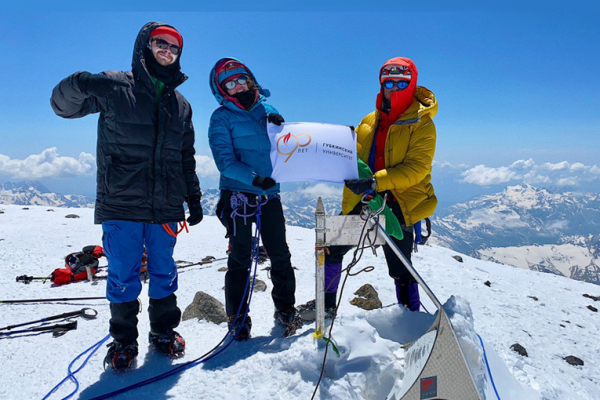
[51,245,104,285]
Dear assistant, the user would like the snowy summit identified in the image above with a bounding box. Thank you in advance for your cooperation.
[0,205,598,399]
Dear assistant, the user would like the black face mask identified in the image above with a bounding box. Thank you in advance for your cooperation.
[232,90,256,110]
[381,97,392,114]
[143,46,179,84]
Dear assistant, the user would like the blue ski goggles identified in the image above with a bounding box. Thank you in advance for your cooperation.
[383,80,410,90]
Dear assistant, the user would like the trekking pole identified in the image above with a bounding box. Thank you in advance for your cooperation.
[16,275,51,284]
[0,321,78,337]
[176,256,228,270]
[0,308,97,332]
[0,296,107,304]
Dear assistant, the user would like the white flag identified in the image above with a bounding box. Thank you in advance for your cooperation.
[267,122,359,183]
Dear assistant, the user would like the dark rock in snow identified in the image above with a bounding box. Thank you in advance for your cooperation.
[583,294,600,301]
[350,297,382,310]
[65,214,80,218]
[452,255,463,262]
[354,284,379,300]
[218,267,227,272]
[528,296,539,301]
[253,278,267,292]
[47,209,54,212]
[563,356,584,366]
[587,305,598,312]
[22,207,29,210]
[510,343,528,357]
[484,281,491,287]
[350,284,382,310]
[182,291,228,324]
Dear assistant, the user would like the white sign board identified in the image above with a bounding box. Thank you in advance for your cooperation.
[267,122,359,183]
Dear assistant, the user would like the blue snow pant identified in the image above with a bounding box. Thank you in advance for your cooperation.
[102,221,182,344]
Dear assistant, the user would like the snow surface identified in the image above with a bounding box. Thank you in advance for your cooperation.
[0,205,599,399]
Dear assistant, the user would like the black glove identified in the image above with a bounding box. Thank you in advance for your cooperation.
[252,176,277,190]
[267,113,285,126]
[344,177,376,195]
[186,194,204,226]
[79,72,129,97]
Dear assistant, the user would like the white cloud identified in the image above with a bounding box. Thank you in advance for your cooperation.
[297,183,342,197]
[0,148,95,179]
[194,155,220,178]
[542,161,569,171]
[455,159,600,187]
[461,165,519,185]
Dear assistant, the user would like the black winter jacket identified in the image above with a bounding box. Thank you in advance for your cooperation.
[50,22,200,224]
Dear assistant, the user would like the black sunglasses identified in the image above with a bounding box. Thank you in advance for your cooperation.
[151,38,181,55]
[223,76,249,90]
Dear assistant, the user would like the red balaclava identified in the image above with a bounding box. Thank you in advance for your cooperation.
[371,57,418,173]
[376,57,418,118]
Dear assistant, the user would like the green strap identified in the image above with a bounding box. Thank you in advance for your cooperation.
[356,159,403,241]
[322,337,341,357]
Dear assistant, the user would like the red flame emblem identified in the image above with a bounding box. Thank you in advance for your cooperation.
[283,132,292,146]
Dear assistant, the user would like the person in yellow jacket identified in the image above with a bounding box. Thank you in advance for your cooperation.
[323,57,438,315]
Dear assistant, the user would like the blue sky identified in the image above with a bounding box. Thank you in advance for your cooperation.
[1,12,599,206]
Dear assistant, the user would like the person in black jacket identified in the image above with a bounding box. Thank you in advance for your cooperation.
[50,22,203,371]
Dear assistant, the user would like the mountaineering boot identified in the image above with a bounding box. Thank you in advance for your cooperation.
[296,299,336,322]
[274,306,303,337]
[228,315,252,341]
[148,330,186,359]
[104,341,139,372]
[395,281,420,312]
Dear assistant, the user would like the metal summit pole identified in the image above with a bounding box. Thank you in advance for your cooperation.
[314,197,326,338]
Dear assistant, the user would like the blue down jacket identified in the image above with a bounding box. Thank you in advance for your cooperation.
[208,57,280,195]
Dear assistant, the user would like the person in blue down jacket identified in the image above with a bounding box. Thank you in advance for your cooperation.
[208,57,297,340]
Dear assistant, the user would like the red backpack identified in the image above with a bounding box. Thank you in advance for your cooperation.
[51,245,104,285]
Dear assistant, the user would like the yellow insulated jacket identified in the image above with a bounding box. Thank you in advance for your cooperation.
[342,86,438,226]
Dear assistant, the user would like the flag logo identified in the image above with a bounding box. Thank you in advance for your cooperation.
[276,132,312,162]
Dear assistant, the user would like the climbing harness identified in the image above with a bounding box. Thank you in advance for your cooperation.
[163,221,189,238]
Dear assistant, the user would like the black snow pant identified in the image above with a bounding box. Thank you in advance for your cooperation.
[216,190,296,317]
[324,199,415,308]
[109,293,181,345]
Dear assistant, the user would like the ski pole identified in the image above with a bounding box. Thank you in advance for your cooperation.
[0,308,97,331]
[0,321,78,337]
[16,275,51,284]
[176,256,228,270]
[0,296,107,304]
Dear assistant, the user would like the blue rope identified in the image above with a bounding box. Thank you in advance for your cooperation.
[86,203,264,400]
[41,334,111,400]
[477,333,501,400]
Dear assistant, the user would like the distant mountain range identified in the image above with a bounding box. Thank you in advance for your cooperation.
[200,184,343,226]
[430,183,600,285]
[0,181,93,208]
[4,180,598,285]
